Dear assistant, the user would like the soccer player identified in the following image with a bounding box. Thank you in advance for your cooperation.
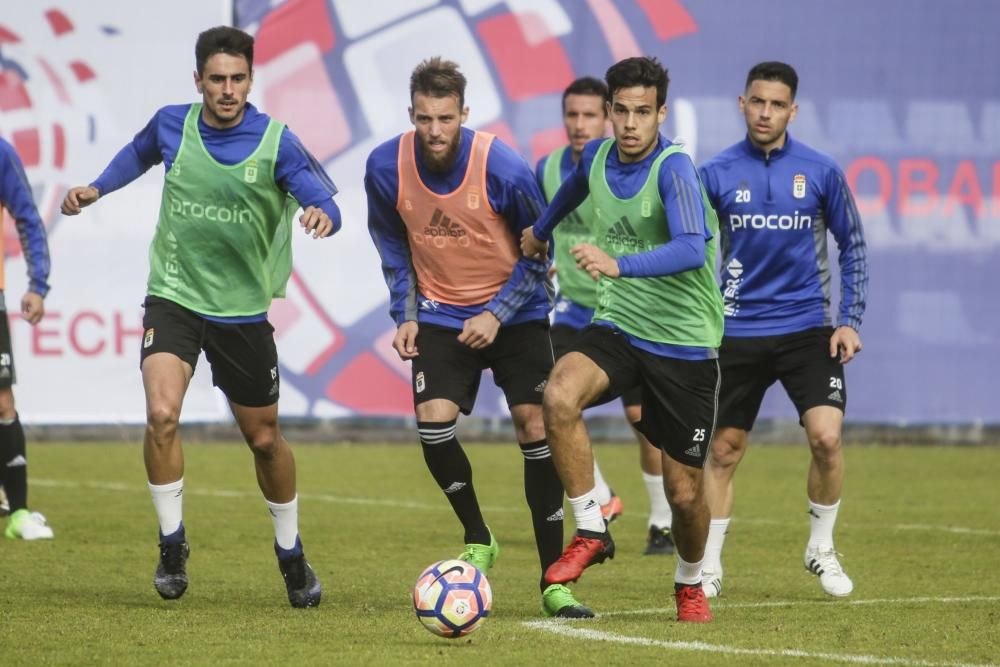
[537,76,675,554]
[522,56,723,623]
[0,137,54,541]
[698,61,869,598]
[60,26,340,607]
[365,57,591,619]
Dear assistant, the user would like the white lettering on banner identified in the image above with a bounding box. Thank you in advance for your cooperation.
[16,311,144,358]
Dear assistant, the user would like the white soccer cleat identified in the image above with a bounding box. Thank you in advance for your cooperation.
[804,546,853,596]
[701,566,723,598]
[5,510,55,540]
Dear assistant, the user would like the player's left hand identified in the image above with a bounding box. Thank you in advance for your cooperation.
[572,243,620,280]
[21,292,44,326]
[830,325,862,364]
[299,206,333,238]
[458,311,501,350]
[520,227,548,261]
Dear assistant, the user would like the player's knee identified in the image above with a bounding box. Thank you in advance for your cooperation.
[708,433,744,468]
[666,477,702,511]
[809,430,841,460]
[245,430,281,458]
[0,388,16,419]
[542,383,581,427]
[511,406,545,442]
[146,403,180,436]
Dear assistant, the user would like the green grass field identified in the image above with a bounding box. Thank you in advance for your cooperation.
[2,441,998,665]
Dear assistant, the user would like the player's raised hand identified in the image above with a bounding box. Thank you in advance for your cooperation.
[393,321,420,360]
[299,206,333,238]
[572,243,619,280]
[520,227,548,260]
[61,186,100,215]
[830,325,862,364]
[457,311,500,350]
[20,292,44,326]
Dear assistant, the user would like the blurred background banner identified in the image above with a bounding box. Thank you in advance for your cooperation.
[2,0,997,425]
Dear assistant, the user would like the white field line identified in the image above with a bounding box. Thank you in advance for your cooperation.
[524,607,1000,667]
[597,595,1000,615]
[31,478,516,513]
[32,478,1000,534]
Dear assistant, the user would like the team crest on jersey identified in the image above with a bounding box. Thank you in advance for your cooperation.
[415,371,426,394]
[641,197,652,217]
[793,174,807,199]
[467,188,481,210]
[244,160,258,184]
[143,328,155,349]
[403,199,413,211]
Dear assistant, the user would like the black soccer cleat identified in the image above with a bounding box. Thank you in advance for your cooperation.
[154,541,190,600]
[643,525,676,556]
[278,554,322,608]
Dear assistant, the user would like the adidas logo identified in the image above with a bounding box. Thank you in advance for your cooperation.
[583,500,598,511]
[534,380,547,392]
[808,508,821,519]
[684,444,701,457]
[604,216,649,250]
[546,508,565,522]
[827,390,843,402]
[443,481,467,494]
[423,208,465,238]
[5,455,26,467]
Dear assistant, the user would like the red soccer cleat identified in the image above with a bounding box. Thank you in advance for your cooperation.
[544,530,615,584]
[600,492,624,523]
[675,583,713,622]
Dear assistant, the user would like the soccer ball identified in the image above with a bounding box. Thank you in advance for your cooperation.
[413,559,492,638]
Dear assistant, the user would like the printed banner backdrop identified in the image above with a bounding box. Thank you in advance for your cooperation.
[3,1,998,424]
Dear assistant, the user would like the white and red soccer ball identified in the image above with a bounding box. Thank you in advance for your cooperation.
[413,559,492,638]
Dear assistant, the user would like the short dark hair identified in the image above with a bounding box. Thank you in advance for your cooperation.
[745,61,798,99]
[195,26,254,76]
[605,57,669,109]
[561,76,609,113]
[410,57,467,108]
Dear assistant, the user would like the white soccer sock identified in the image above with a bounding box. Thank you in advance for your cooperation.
[642,472,672,528]
[592,460,612,505]
[568,488,606,533]
[807,499,840,551]
[266,495,300,551]
[675,555,704,586]
[704,518,731,571]
[148,478,184,537]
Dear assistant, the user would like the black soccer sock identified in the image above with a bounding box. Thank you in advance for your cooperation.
[0,415,28,513]
[520,439,565,590]
[417,421,489,545]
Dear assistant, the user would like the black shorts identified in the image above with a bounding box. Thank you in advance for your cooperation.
[0,312,15,388]
[717,327,847,431]
[411,320,553,414]
[572,325,719,467]
[140,296,280,408]
[551,323,641,408]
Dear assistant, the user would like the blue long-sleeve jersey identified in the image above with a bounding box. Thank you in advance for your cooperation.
[91,103,342,230]
[0,138,50,298]
[366,126,550,330]
[699,134,868,336]
[533,134,713,360]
